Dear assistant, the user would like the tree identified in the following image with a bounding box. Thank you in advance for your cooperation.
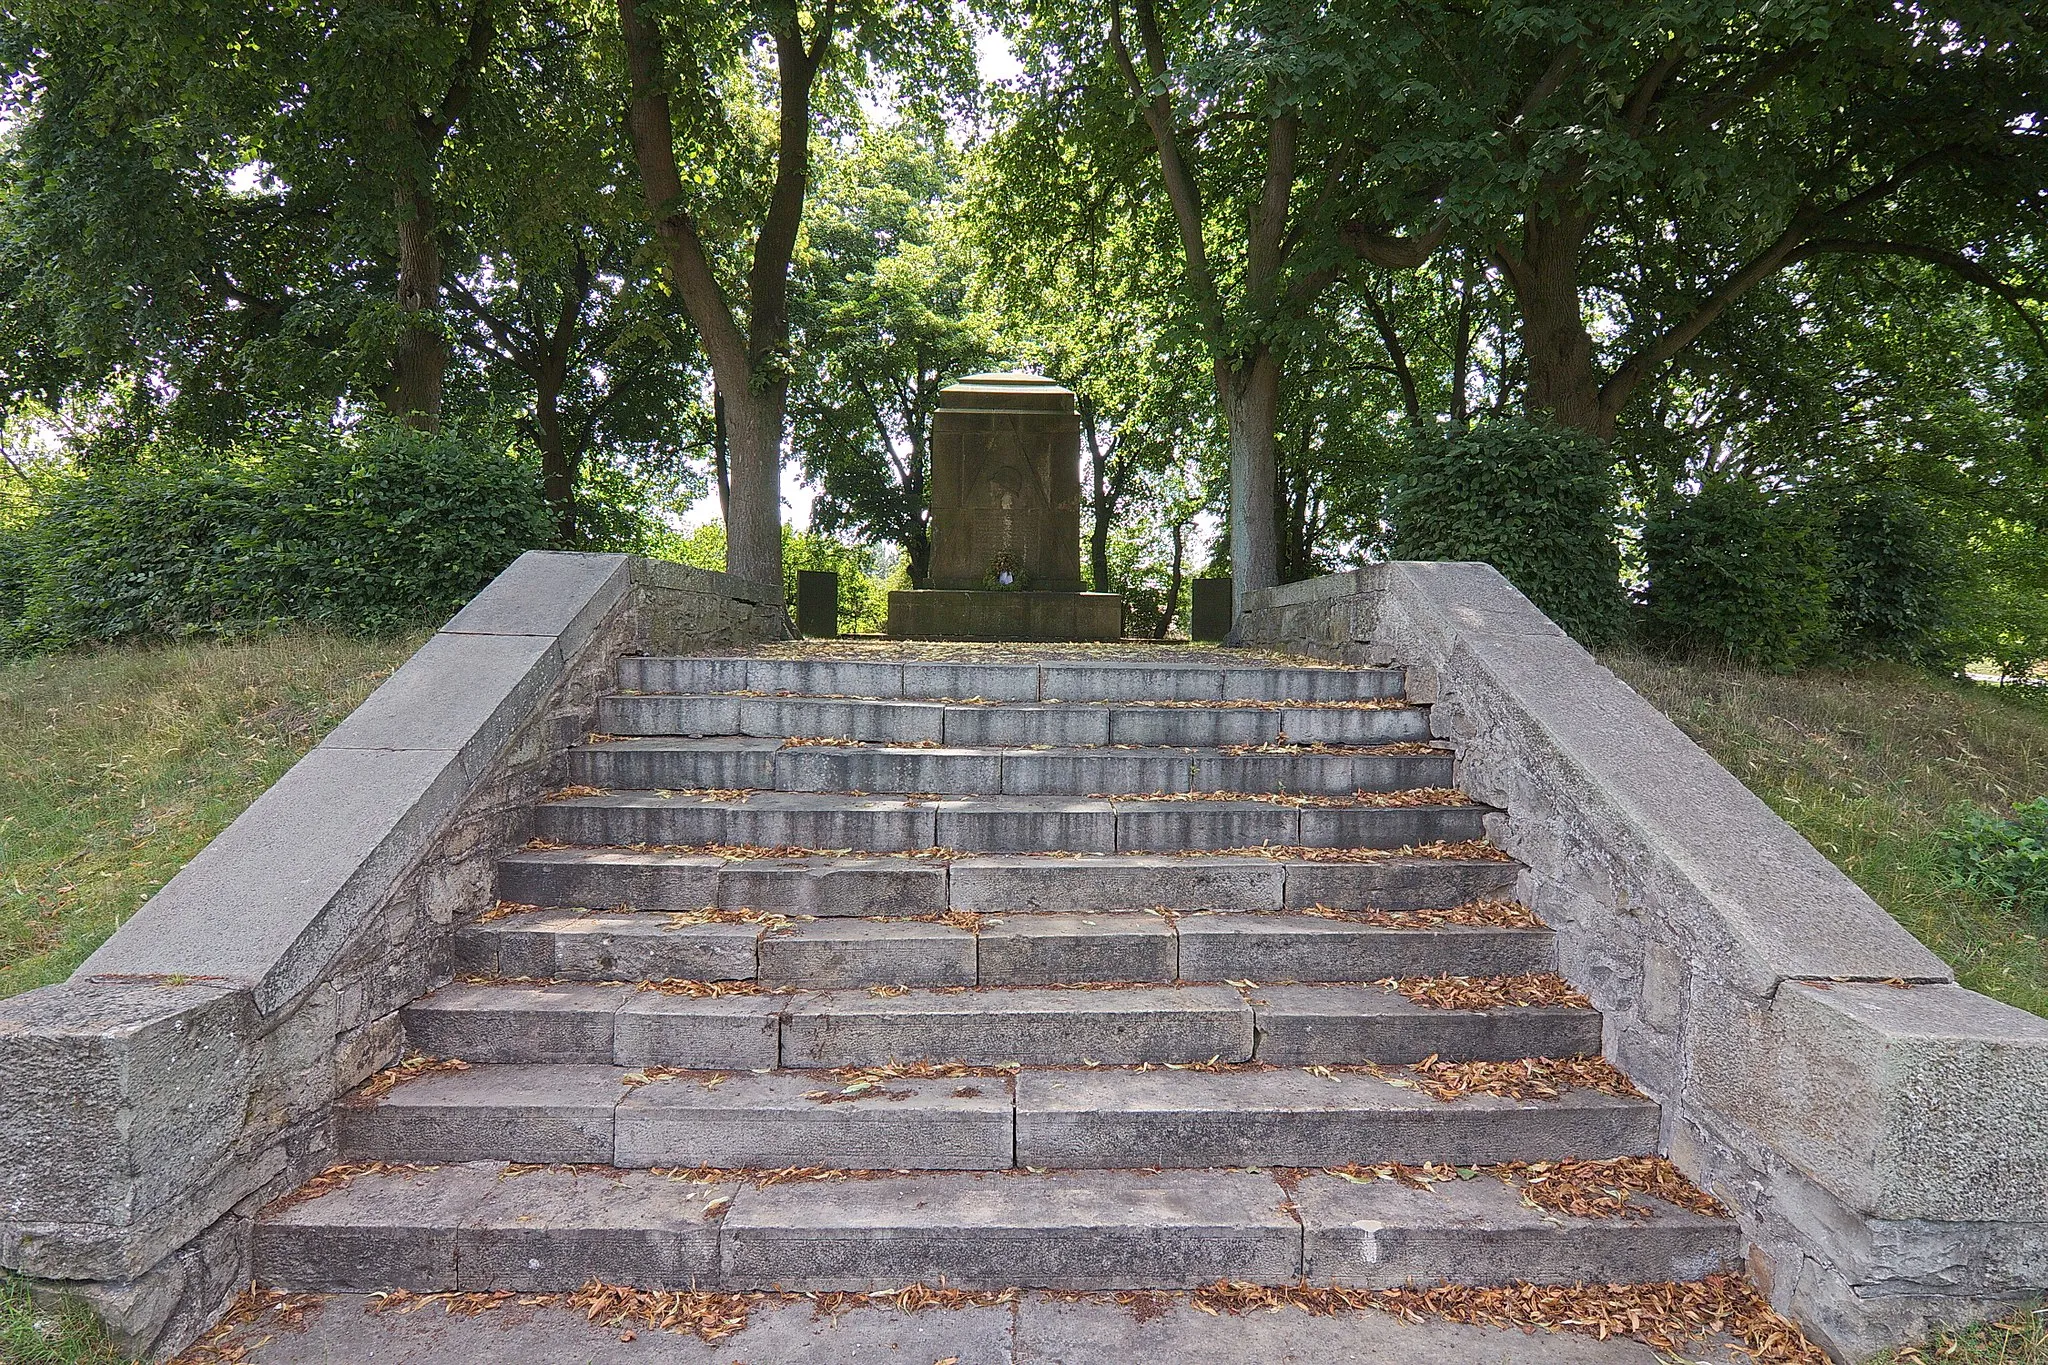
[790,124,996,585]
[616,0,970,588]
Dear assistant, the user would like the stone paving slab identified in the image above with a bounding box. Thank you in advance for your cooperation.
[979,913,1178,984]
[1250,984,1602,1064]
[779,986,1254,1067]
[455,912,759,982]
[402,982,631,1064]
[1179,913,1556,981]
[336,1064,630,1164]
[1014,1068,1661,1168]
[201,1290,1680,1363]
[759,919,978,988]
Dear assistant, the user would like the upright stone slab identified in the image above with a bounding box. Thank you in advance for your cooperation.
[890,373,1122,640]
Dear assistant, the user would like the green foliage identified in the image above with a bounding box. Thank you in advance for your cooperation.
[1943,798,2048,927]
[662,522,891,634]
[1,1272,128,1364]
[3,421,553,653]
[1391,418,1626,646]
[1641,478,1837,671]
[1817,481,1962,666]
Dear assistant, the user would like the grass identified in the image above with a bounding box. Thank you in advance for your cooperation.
[1874,1305,2048,1363]
[1604,652,2048,1017]
[1,1274,128,1364]
[0,629,427,1000]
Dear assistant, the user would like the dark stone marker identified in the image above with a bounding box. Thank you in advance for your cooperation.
[1191,577,1233,642]
[796,569,839,638]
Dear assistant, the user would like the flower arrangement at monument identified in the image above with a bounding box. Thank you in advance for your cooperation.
[982,552,1032,592]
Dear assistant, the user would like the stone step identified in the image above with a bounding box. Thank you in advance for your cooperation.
[495,848,1519,917]
[454,909,1558,986]
[255,1163,1737,1293]
[531,791,1489,854]
[401,982,1599,1069]
[597,692,1430,748]
[618,655,1407,704]
[337,1061,1651,1169]
[569,736,1453,796]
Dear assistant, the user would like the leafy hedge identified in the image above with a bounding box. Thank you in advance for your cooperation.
[1642,477,1837,672]
[3,421,555,653]
[1391,418,1627,646]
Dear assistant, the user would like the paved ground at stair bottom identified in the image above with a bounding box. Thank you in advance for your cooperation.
[195,1291,1705,1363]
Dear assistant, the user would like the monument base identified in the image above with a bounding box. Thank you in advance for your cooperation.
[887,590,1124,642]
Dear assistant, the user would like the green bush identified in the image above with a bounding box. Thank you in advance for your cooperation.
[1642,477,1836,671]
[1821,481,1960,664]
[1941,797,2048,925]
[662,522,891,634]
[4,420,554,653]
[1391,418,1626,645]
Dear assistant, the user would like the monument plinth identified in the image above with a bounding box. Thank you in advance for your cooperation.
[889,373,1123,641]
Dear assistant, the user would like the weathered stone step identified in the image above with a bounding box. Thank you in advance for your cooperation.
[455,908,1558,986]
[496,848,1519,917]
[338,1061,1651,1169]
[1015,1068,1660,1168]
[569,736,1453,796]
[255,1164,1738,1293]
[618,655,1407,704]
[401,981,1598,1069]
[531,790,1488,854]
[597,692,1429,748]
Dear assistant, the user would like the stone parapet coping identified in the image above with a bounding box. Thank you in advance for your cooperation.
[1240,562,2048,1359]
[0,551,785,1358]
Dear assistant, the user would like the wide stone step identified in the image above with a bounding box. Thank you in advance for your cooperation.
[254,1164,1738,1293]
[618,655,1407,704]
[401,981,1599,1069]
[531,791,1488,854]
[337,1060,1651,1169]
[569,736,1453,796]
[597,692,1430,748]
[454,909,1559,986]
[495,848,1519,917]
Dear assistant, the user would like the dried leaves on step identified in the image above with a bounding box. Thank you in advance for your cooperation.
[1398,1055,1645,1102]
[1376,973,1591,1010]
[349,1054,469,1103]
[1300,898,1542,928]
[1501,1156,1728,1220]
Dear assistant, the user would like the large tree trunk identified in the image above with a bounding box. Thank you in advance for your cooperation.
[387,186,447,429]
[1500,212,1609,438]
[1155,520,1185,638]
[721,382,785,591]
[536,376,574,546]
[1082,397,1114,594]
[1220,349,1281,618]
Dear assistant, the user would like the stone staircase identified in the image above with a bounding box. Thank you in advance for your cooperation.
[251,650,1742,1300]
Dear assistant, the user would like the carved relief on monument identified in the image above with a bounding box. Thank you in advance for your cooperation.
[925,373,1083,593]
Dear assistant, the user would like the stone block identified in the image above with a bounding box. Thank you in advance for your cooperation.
[1115,801,1298,852]
[1295,1175,1739,1287]
[747,659,904,698]
[1296,804,1486,849]
[1691,982,2048,1221]
[495,850,724,911]
[739,696,946,743]
[717,857,949,916]
[942,703,1110,747]
[1000,749,1194,797]
[253,1162,502,1291]
[1177,914,1555,981]
[758,921,977,988]
[949,855,1283,914]
[775,746,1003,795]
[978,913,1177,984]
[469,912,759,982]
[440,549,629,660]
[536,793,938,852]
[612,994,781,1069]
[1106,707,1280,747]
[320,630,564,787]
[888,590,1123,642]
[597,694,742,737]
[569,737,780,790]
[1278,706,1431,745]
[1014,1069,1660,1167]
[336,1064,627,1164]
[459,1165,732,1291]
[1250,985,1601,1064]
[781,986,1252,1067]
[718,1170,1300,1289]
[614,1072,1012,1169]
[903,662,1043,702]
[1040,663,1220,702]
[615,656,750,694]
[1280,858,1520,911]
[933,799,1118,853]
[400,983,629,1065]
[1197,752,1454,796]
[1219,667,1403,703]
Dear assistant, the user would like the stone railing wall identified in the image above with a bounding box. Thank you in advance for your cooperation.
[0,552,785,1358]
[1240,562,2048,1361]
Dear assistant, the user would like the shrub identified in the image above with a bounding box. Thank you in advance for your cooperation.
[1391,418,1626,645]
[5,419,554,653]
[1642,477,1836,671]
[1820,481,1961,664]
[1941,797,2048,926]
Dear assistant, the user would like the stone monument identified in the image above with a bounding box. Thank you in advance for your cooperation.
[888,373,1124,640]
